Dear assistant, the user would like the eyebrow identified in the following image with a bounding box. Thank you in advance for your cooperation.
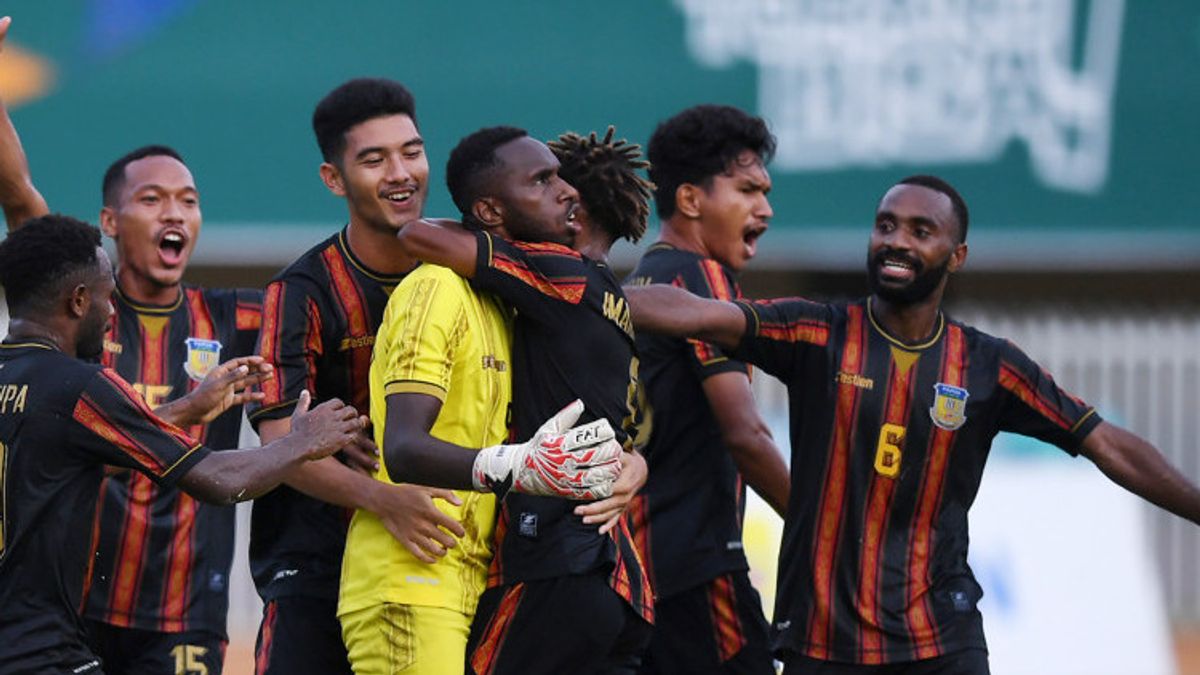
[876,210,939,228]
[355,137,426,161]
[133,183,198,194]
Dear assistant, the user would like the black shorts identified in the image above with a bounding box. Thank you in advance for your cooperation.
[468,573,653,675]
[85,620,226,675]
[638,571,774,675]
[253,596,352,675]
[783,649,990,675]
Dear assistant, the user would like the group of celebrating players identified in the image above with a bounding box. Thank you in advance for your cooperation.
[3,14,1200,675]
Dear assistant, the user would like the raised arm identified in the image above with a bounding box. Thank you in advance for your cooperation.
[395,218,478,278]
[0,17,50,230]
[177,391,367,504]
[1079,421,1200,525]
[623,284,747,350]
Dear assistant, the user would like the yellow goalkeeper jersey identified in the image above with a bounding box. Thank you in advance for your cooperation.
[339,263,512,618]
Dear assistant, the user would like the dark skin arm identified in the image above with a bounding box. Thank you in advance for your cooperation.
[0,17,50,231]
[702,371,790,516]
[177,392,366,504]
[154,356,272,428]
[624,284,747,349]
[385,392,482,489]
[1079,420,1200,525]
[395,218,478,278]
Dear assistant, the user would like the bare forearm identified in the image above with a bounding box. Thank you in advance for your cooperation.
[0,100,49,230]
[385,434,478,490]
[727,431,790,517]
[395,219,477,277]
[153,397,199,428]
[1083,422,1200,525]
[624,284,746,349]
[284,456,391,510]
[179,438,309,504]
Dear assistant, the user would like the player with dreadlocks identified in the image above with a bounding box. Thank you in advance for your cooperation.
[391,125,654,673]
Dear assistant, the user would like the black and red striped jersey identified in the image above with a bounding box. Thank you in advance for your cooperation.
[0,338,208,674]
[471,231,653,624]
[83,285,261,638]
[625,244,751,598]
[246,227,406,602]
[733,297,1101,663]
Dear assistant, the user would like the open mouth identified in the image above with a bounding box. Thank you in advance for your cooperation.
[382,186,418,207]
[742,224,767,256]
[158,230,188,266]
[565,203,581,233]
[877,254,919,282]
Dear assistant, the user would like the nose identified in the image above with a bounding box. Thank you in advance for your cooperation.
[558,178,579,203]
[757,194,774,222]
[161,196,185,223]
[385,155,413,183]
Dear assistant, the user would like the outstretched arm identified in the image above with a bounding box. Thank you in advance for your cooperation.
[1080,420,1200,525]
[0,17,50,230]
[623,284,747,350]
[177,391,367,504]
[395,218,477,278]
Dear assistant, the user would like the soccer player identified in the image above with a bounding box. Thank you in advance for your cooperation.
[246,78,468,674]
[624,175,1200,674]
[0,214,365,675]
[0,19,282,672]
[394,126,654,674]
[626,104,789,675]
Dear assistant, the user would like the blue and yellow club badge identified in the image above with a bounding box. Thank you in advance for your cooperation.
[929,383,969,431]
[184,338,223,383]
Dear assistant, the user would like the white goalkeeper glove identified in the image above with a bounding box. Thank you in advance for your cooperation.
[472,399,624,499]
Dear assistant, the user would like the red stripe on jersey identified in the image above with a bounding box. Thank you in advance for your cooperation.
[998,363,1074,430]
[629,494,655,591]
[82,478,109,613]
[709,574,747,662]
[856,358,916,662]
[759,317,831,346]
[255,600,278,675]
[97,369,196,449]
[106,472,156,626]
[258,283,285,405]
[487,504,510,587]
[185,288,216,440]
[237,302,263,331]
[322,246,372,413]
[73,394,169,475]
[103,316,120,369]
[159,492,199,632]
[471,583,526,675]
[305,297,323,393]
[807,305,867,659]
[906,324,967,658]
[699,260,735,301]
[607,515,655,623]
[512,240,581,257]
[492,254,586,304]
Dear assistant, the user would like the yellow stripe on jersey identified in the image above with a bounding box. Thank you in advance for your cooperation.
[340,264,513,618]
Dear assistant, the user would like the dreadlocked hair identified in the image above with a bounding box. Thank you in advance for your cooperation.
[548,126,654,243]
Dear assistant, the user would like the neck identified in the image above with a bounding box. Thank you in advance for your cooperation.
[870,291,944,344]
[115,265,180,306]
[657,217,709,257]
[577,229,615,263]
[6,317,72,355]
[346,218,419,276]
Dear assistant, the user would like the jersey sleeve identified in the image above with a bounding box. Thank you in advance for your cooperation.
[995,339,1102,455]
[733,297,833,381]
[471,230,587,325]
[248,277,323,426]
[70,368,209,485]
[676,258,750,381]
[380,267,470,402]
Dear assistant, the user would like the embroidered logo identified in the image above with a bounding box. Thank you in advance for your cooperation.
[183,338,222,382]
[930,383,969,430]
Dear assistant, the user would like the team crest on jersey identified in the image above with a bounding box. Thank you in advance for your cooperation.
[183,338,223,382]
[929,383,969,430]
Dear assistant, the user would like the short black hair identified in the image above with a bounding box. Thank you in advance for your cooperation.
[312,78,418,165]
[647,104,776,219]
[0,214,103,317]
[101,145,185,207]
[549,126,653,243]
[896,174,970,242]
[445,126,528,225]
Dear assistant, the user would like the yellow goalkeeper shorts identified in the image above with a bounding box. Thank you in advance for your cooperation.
[341,602,471,675]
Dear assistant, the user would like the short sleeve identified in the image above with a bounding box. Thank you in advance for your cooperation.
[676,258,749,381]
[472,230,587,325]
[734,297,833,381]
[380,267,470,402]
[71,368,208,485]
[248,278,323,425]
[232,287,264,357]
[995,339,1102,455]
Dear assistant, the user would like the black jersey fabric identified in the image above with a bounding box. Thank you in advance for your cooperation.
[246,227,406,602]
[733,297,1101,664]
[471,231,653,624]
[0,338,208,674]
[626,244,752,598]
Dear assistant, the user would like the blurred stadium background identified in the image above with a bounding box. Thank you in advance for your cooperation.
[1,1,1198,673]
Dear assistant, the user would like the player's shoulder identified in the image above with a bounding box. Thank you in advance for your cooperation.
[268,230,343,286]
[387,263,472,313]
